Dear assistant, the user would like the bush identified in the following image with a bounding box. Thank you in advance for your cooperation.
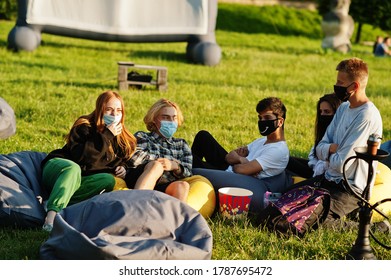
[0,0,17,20]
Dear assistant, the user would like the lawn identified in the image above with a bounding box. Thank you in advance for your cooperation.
[0,3,391,260]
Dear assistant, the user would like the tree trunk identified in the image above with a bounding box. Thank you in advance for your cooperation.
[355,22,362,44]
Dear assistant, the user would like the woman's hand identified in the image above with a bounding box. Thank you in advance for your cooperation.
[115,166,126,179]
[107,123,123,136]
[156,158,180,172]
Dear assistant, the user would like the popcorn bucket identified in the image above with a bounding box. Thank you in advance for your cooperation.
[218,187,253,219]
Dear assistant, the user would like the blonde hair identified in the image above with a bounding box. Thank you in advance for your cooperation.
[143,99,184,132]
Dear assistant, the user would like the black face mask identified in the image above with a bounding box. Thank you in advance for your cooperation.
[258,119,278,136]
[318,115,334,128]
[334,82,354,102]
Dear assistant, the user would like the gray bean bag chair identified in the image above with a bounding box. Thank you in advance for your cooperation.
[0,151,212,259]
[0,97,16,139]
[192,168,292,213]
[0,151,47,228]
[39,190,212,260]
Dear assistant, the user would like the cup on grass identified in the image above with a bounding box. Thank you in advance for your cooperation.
[218,187,253,219]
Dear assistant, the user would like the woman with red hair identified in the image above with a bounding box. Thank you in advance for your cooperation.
[41,91,137,231]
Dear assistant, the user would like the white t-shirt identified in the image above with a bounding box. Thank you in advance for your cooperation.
[226,137,289,179]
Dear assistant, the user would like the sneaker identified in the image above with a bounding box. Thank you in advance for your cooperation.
[42,223,53,232]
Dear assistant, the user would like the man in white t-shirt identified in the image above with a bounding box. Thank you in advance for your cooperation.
[225,137,288,179]
[192,97,290,212]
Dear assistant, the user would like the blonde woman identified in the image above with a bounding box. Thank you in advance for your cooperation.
[126,99,191,202]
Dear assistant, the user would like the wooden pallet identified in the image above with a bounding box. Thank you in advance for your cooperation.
[117,61,168,91]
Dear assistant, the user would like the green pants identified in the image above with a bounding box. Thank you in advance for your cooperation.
[42,158,115,212]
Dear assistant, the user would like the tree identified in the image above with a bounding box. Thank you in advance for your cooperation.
[317,0,391,43]
[0,0,17,20]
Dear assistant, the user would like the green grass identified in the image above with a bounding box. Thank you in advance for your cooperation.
[1,3,391,260]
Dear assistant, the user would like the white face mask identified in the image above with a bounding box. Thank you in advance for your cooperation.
[103,114,122,126]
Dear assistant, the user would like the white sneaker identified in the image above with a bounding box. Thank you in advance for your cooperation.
[42,224,53,232]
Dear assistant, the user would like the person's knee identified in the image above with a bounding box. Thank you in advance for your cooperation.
[166,181,190,201]
[195,130,211,142]
[43,158,82,190]
[45,158,81,174]
[166,181,187,192]
[145,160,164,174]
[177,181,190,192]
[64,160,81,174]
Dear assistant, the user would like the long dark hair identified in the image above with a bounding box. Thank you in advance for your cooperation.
[314,93,342,149]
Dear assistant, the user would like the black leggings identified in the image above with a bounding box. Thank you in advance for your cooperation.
[191,130,229,170]
[286,156,314,178]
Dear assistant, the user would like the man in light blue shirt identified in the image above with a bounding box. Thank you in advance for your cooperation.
[292,57,383,226]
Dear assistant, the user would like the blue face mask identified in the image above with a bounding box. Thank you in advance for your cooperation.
[159,120,178,138]
[103,114,122,126]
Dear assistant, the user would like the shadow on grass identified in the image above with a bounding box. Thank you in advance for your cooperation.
[40,40,190,64]
[53,81,115,90]
[232,42,373,58]
[8,77,114,91]
[253,44,324,56]
[40,39,139,53]
[6,60,68,71]
[128,50,188,64]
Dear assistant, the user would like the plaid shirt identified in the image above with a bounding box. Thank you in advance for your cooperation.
[128,131,193,183]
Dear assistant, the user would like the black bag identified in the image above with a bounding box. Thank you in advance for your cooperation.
[256,185,331,237]
[127,71,153,89]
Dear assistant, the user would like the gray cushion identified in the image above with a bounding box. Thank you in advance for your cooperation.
[40,190,213,260]
[0,151,47,228]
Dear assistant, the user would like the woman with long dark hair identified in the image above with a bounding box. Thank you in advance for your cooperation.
[286,93,341,178]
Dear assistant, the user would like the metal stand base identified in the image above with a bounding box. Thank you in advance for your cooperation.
[343,148,390,260]
[346,207,376,260]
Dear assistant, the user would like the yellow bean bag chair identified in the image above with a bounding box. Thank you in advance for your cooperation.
[113,177,129,191]
[291,162,391,222]
[370,162,391,222]
[181,175,216,219]
[292,176,306,184]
